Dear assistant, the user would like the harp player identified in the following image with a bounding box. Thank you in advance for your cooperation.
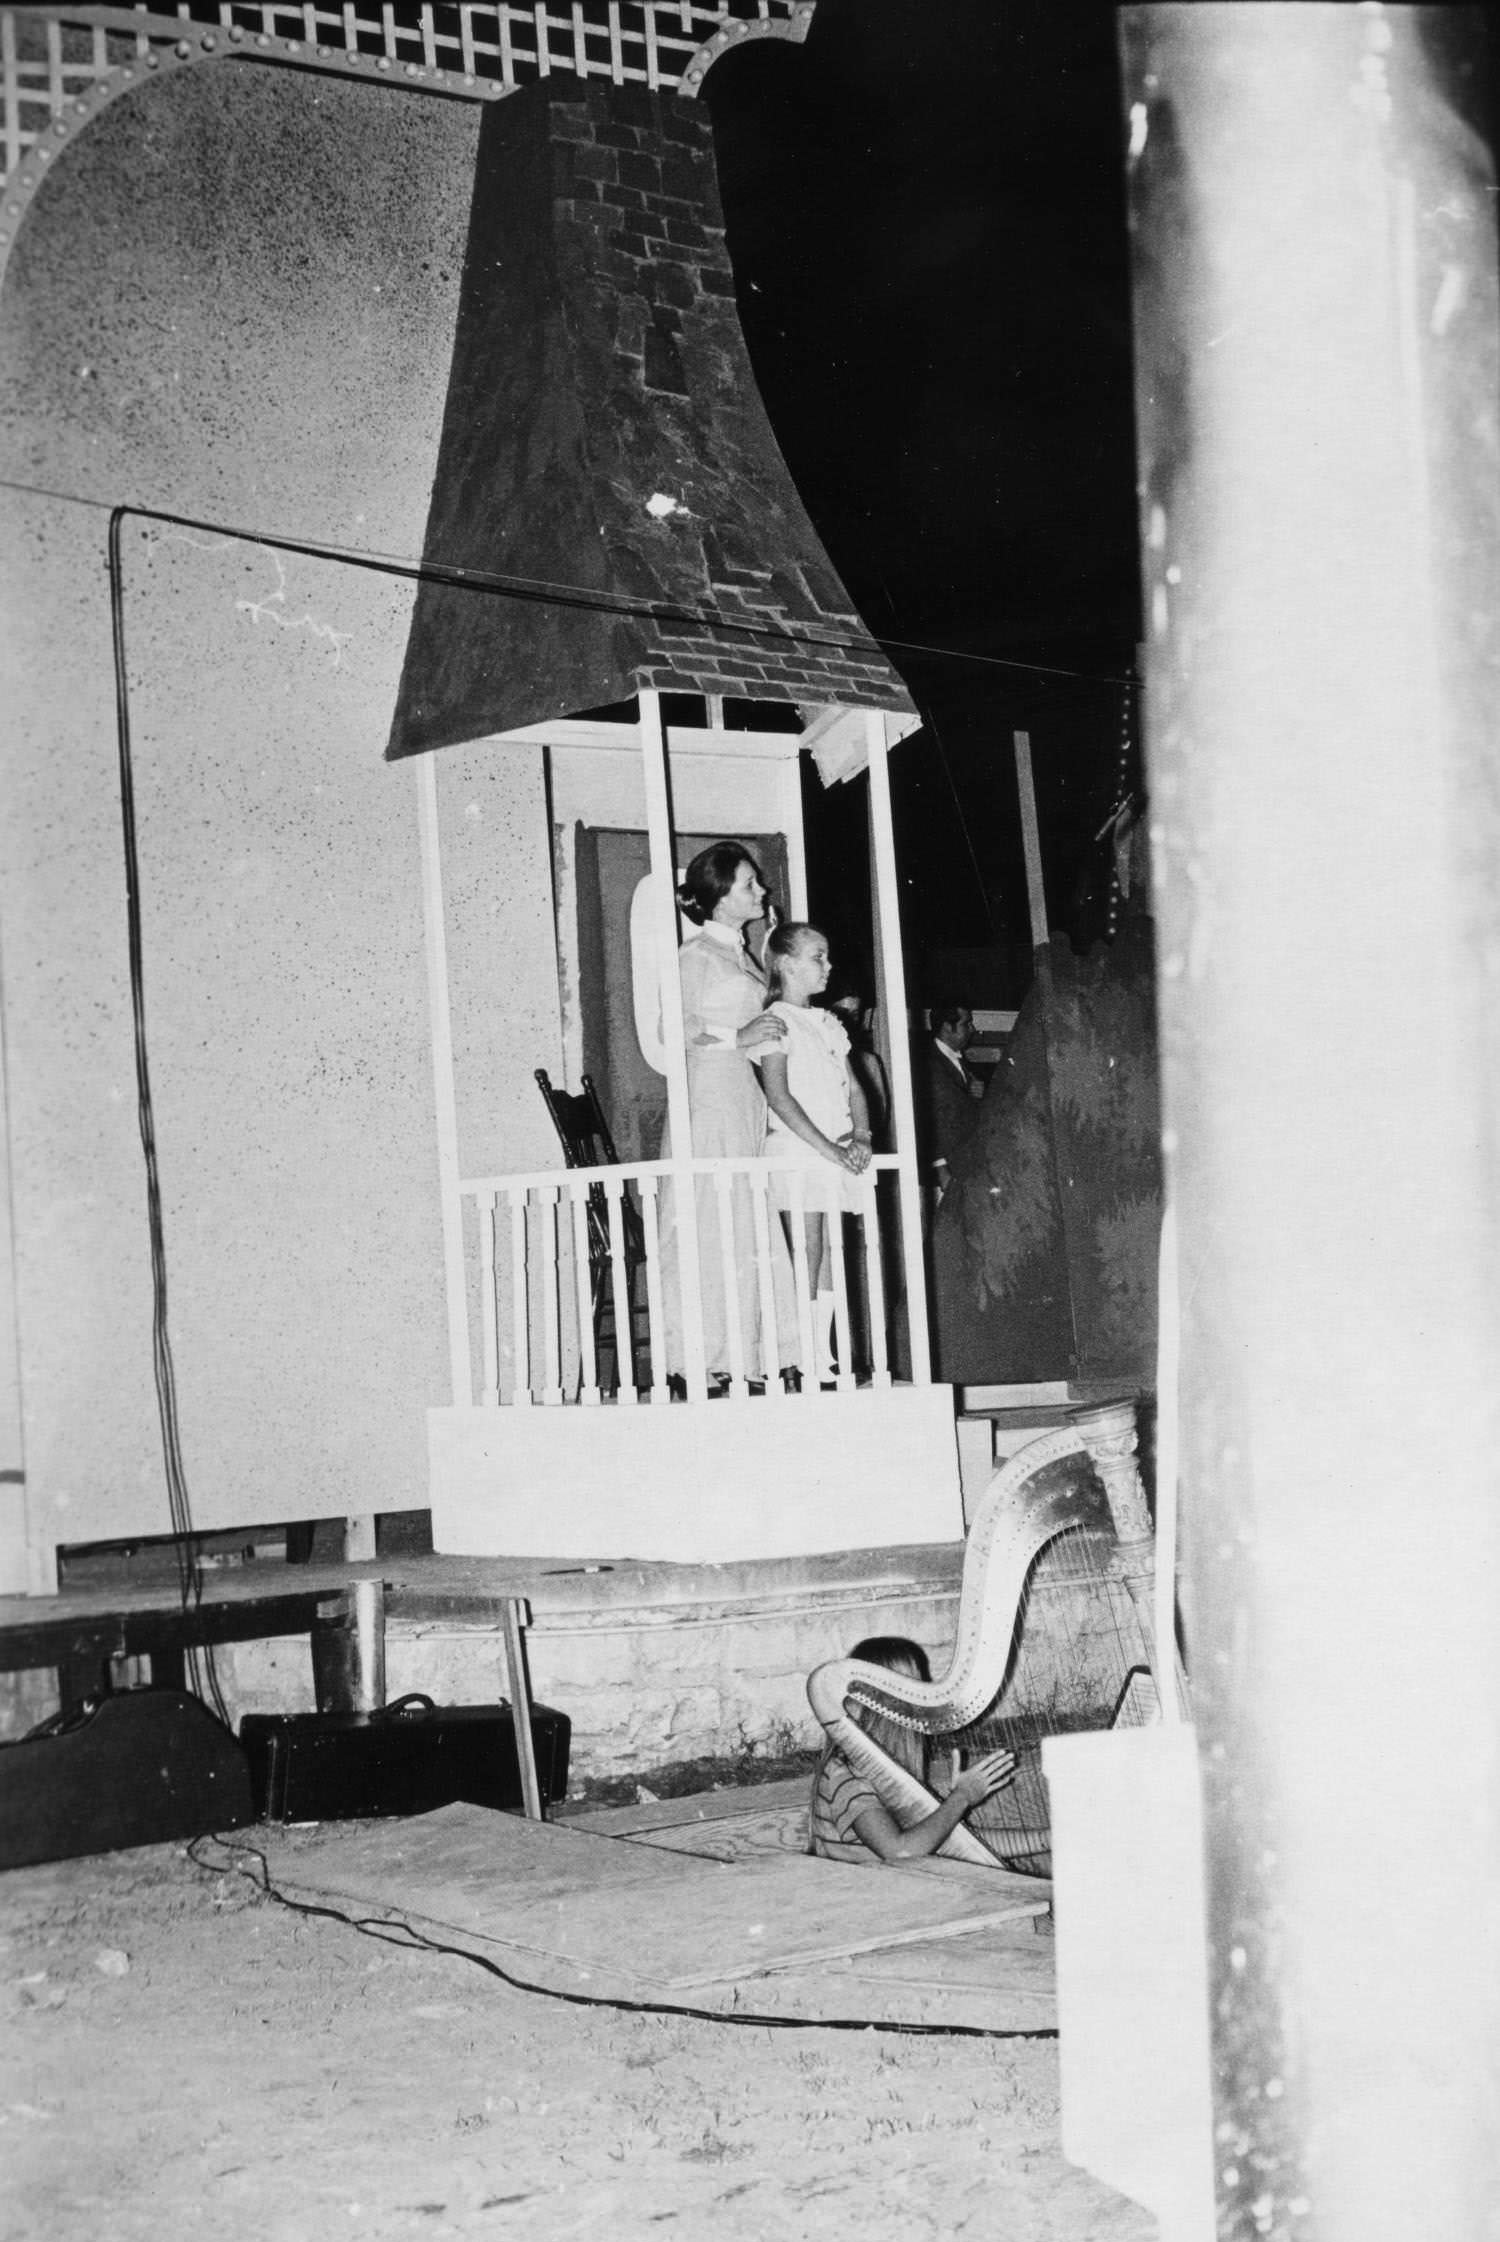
[808,1636,1016,1865]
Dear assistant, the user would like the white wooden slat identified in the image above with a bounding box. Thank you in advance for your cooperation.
[638,1174,669,1405]
[712,1167,747,1396]
[415,759,473,1407]
[824,1173,857,1392]
[478,1190,500,1407]
[2,14,20,183]
[860,1173,892,1388]
[786,1169,816,1388]
[865,710,931,1384]
[508,1185,533,1407]
[569,1182,601,1406]
[603,1174,638,1406]
[539,1185,563,1404]
[640,688,708,1398]
[747,1166,784,1403]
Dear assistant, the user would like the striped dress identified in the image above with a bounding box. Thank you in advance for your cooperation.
[808,1747,885,1866]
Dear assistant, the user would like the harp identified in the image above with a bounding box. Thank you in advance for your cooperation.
[806,1400,1173,1871]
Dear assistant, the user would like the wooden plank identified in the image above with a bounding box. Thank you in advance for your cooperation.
[625,1803,810,1864]
[864,710,930,1383]
[415,753,473,1406]
[499,1598,544,1822]
[0,1590,327,1672]
[638,686,706,1396]
[265,1804,677,1920]
[803,1922,1058,2032]
[1014,728,1050,949]
[716,1898,1049,1988]
[264,1803,1048,1992]
[561,1773,812,1835]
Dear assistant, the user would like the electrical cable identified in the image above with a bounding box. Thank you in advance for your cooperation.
[7,472,1137,689]
[107,508,230,1725]
[188,1831,1058,2042]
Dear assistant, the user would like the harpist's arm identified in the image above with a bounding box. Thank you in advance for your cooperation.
[852,1750,1016,1862]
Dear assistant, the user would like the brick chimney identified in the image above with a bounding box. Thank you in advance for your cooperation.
[387,80,914,757]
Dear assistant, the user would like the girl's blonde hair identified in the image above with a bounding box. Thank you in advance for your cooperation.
[847,1635,930,1784]
[765,920,823,1000]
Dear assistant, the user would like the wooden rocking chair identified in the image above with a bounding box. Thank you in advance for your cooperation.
[534,1070,649,1397]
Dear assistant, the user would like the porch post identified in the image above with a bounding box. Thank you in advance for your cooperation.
[780,753,809,920]
[415,755,473,1407]
[1122,8,1500,2238]
[638,688,707,1396]
[865,708,931,1383]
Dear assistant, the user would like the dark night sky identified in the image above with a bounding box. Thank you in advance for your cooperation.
[704,0,1142,1000]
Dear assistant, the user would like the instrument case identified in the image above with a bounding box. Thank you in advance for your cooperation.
[0,1688,256,1869]
[239,1692,571,1822]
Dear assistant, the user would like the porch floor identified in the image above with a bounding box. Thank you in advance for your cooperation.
[258,1783,1057,2034]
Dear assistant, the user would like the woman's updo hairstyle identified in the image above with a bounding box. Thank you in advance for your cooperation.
[678,841,761,926]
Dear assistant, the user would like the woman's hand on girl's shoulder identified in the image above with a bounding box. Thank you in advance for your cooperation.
[738,1012,786,1050]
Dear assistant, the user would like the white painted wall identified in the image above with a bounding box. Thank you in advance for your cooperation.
[0,62,560,1573]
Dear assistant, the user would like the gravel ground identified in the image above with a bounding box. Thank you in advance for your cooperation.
[0,1837,1154,2242]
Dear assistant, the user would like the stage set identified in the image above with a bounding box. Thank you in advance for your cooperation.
[3,11,1498,2241]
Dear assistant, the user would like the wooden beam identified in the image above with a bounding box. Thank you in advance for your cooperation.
[1013,729,1049,950]
[415,756,473,1406]
[864,710,931,1384]
[638,689,707,1396]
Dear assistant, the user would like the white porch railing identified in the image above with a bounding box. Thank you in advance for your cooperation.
[457,1151,912,1406]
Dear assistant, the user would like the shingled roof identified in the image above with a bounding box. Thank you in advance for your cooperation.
[387,80,915,758]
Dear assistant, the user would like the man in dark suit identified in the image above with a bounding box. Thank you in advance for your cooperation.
[913,1003,984,1209]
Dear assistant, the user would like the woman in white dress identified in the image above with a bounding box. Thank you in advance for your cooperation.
[660,843,797,1390]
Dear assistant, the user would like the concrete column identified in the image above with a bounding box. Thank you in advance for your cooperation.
[1120,7,1500,2237]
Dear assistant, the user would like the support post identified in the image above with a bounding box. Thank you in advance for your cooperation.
[638,689,707,1395]
[1013,729,1050,950]
[416,756,473,1406]
[781,753,809,919]
[1121,8,1500,2237]
[311,1579,386,1714]
[864,709,930,1383]
[500,1596,544,1823]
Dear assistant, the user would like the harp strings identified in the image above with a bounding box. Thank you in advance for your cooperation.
[955,1519,1155,1868]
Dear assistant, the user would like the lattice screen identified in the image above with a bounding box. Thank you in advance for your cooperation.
[0,3,810,207]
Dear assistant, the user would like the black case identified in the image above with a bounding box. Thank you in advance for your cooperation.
[238,1692,571,1822]
[0,1688,256,1869]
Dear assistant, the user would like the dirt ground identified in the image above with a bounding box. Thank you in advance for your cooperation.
[1,1836,1154,2242]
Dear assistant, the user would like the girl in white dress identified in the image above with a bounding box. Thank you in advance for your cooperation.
[752,924,873,1380]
